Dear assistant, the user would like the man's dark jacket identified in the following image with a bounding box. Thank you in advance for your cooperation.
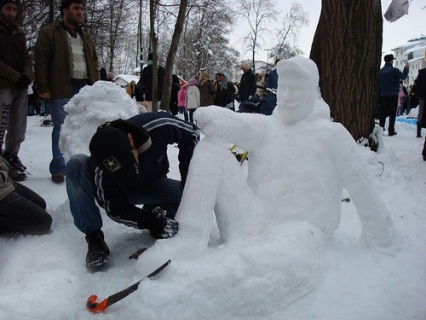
[239,68,257,101]
[89,112,199,228]
[139,63,166,101]
[0,19,33,89]
[379,62,408,96]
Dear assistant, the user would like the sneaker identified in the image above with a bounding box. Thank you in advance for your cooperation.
[2,151,27,173]
[9,169,27,181]
[51,173,65,183]
[85,230,110,269]
[388,131,397,136]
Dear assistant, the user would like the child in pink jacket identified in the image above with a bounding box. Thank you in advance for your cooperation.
[177,81,188,121]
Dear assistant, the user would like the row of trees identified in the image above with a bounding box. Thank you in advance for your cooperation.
[18,0,308,78]
[17,0,308,113]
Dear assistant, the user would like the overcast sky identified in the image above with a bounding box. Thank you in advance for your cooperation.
[231,0,425,63]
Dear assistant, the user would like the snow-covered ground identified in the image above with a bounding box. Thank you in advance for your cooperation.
[0,81,425,319]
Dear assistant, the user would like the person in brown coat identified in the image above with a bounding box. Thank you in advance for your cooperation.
[198,71,214,107]
[0,0,34,181]
[35,0,98,183]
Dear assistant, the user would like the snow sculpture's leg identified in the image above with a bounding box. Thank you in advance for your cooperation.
[177,135,259,244]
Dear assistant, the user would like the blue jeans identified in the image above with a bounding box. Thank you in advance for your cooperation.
[66,154,183,234]
[49,83,89,175]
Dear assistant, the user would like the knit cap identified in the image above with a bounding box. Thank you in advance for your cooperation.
[60,0,84,13]
[89,120,151,191]
[0,0,18,8]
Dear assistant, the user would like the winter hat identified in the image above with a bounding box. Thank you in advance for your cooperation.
[0,0,18,8]
[107,119,151,154]
[384,54,396,62]
[188,77,197,86]
[241,62,250,70]
[60,0,84,14]
[89,121,150,191]
[180,81,188,88]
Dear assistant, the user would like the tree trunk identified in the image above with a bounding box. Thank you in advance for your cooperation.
[310,0,383,143]
[161,0,189,111]
[150,0,159,111]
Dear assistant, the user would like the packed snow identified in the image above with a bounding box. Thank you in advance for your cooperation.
[0,58,425,320]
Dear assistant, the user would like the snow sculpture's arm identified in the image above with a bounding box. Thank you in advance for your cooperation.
[329,126,397,248]
[194,106,267,147]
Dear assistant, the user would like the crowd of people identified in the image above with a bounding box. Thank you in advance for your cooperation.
[1,0,425,270]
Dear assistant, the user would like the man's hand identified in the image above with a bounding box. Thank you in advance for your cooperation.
[38,92,51,100]
[16,75,30,89]
[148,207,179,239]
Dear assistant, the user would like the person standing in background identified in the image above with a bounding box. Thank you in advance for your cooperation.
[186,77,200,123]
[35,0,98,183]
[198,71,214,107]
[169,74,181,116]
[177,80,188,121]
[138,52,165,112]
[238,62,256,103]
[378,54,408,136]
[414,68,426,159]
[0,0,33,181]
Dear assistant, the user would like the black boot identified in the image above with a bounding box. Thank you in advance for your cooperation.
[2,151,27,181]
[417,122,422,138]
[85,230,110,269]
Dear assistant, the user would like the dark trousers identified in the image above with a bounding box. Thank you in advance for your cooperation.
[0,183,52,235]
[379,95,398,134]
[188,108,196,123]
[423,137,426,158]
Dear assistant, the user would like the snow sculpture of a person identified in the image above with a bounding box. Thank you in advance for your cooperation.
[183,56,397,248]
[136,57,397,317]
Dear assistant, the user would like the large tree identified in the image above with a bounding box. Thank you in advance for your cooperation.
[174,0,237,79]
[237,0,277,71]
[310,0,383,147]
[160,0,189,111]
[270,1,308,61]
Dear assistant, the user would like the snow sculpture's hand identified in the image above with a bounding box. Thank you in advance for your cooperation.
[149,207,179,239]
[194,106,232,136]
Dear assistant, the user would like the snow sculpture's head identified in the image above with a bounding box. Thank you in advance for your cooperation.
[276,57,320,124]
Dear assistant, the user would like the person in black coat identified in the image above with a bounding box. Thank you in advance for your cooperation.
[238,62,257,103]
[66,112,200,268]
[415,68,426,159]
[169,74,180,115]
[138,52,165,112]
[378,54,409,136]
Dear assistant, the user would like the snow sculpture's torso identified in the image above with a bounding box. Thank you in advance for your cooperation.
[247,113,342,233]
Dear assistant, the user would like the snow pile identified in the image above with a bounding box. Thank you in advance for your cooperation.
[60,80,139,161]
[0,57,425,320]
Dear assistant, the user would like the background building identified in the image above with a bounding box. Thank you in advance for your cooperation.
[391,35,426,85]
